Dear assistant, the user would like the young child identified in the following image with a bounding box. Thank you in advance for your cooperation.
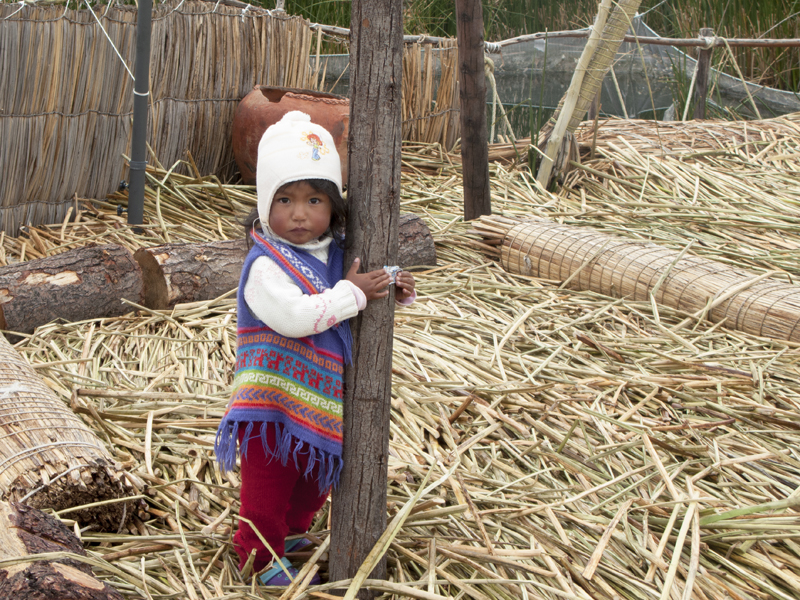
[215,111,416,585]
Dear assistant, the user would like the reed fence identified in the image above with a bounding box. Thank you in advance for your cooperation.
[0,0,315,234]
[402,40,460,150]
[0,0,463,235]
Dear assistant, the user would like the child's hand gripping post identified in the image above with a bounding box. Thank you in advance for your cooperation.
[393,270,416,302]
[346,258,392,300]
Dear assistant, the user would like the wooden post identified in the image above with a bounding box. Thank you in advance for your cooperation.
[693,28,715,120]
[587,89,602,122]
[455,0,491,221]
[329,0,403,596]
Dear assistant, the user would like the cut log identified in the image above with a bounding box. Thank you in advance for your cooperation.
[398,213,437,268]
[134,239,248,310]
[0,501,123,599]
[134,215,436,309]
[0,334,135,531]
[0,245,143,335]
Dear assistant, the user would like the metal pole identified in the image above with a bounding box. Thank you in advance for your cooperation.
[127,0,153,226]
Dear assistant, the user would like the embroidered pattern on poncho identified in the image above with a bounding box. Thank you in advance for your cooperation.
[214,231,350,491]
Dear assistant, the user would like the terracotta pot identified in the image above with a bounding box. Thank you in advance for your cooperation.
[232,85,350,186]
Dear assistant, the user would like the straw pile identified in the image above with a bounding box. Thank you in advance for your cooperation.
[0,119,800,599]
[489,112,800,161]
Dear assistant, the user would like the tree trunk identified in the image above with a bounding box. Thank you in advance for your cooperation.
[0,334,135,531]
[329,0,403,595]
[134,239,248,309]
[0,245,142,335]
[0,220,433,325]
[456,0,491,220]
[0,501,123,599]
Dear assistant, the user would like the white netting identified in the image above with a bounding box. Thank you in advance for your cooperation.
[317,16,800,139]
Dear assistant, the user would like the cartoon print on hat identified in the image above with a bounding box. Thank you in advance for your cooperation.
[301,131,329,161]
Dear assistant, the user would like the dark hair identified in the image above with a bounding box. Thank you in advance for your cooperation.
[243,178,347,248]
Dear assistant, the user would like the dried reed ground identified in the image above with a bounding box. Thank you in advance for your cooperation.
[3,120,800,600]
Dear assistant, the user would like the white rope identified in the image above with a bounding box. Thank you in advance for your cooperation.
[1,1,26,22]
[241,4,249,21]
[154,0,185,21]
[0,382,25,399]
[134,89,150,97]
[83,0,134,81]
[0,441,107,475]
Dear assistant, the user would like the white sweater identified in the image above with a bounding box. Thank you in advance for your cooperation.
[244,233,366,338]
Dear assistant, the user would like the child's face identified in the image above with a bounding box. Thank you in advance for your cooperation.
[268,181,333,245]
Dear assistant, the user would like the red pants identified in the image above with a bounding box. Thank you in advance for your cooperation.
[234,425,330,572]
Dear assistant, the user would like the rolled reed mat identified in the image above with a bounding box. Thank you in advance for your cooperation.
[500,219,800,343]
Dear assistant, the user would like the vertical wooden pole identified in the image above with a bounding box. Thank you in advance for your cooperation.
[329,1,403,597]
[455,0,491,221]
[693,28,715,120]
[127,0,153,226]
[587,89,601,122]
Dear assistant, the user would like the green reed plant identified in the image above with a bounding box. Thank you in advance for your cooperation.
[642,0,800,90]
[284,0,350,28]
[276,0,799,92]
[281,0,600,40]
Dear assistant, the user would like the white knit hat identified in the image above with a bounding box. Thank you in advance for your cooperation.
[256,111,343,233]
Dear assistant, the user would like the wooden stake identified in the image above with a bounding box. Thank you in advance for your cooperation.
[455,0,491,220]
[329,1,403,597]
[693,28,715,120]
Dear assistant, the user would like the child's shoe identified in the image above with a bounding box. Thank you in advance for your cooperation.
[284,536,312,554]
[259,556,321,586]
[260,557,297,586]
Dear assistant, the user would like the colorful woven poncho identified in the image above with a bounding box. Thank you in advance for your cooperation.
[215,231,352,491]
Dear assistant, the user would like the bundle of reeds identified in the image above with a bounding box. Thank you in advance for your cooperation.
[0,334,135,531]
[473,215,800,343]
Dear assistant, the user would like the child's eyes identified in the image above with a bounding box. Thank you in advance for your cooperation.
[308,197,322,204]
[275,197,290,204]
